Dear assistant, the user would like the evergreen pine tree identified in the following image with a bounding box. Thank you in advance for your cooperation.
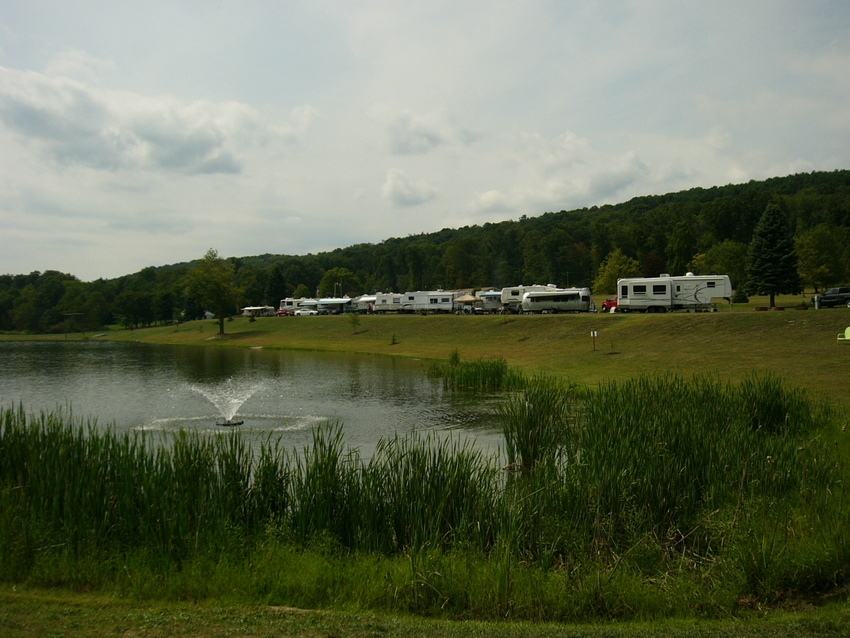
[745,202,801,307]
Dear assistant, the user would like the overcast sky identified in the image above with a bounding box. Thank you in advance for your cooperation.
[1,1,848,281]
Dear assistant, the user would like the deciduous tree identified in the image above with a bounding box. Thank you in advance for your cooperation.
[185,249,241,335]
[592,249,641,294]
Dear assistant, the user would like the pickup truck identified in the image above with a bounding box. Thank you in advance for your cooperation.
[601,296,618,312]
[816,287,850,308]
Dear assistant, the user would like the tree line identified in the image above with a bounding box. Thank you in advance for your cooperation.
[2,170,849,333]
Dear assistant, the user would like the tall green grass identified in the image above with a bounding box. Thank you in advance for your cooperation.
[1,371,849,620]
[426,351,526,391]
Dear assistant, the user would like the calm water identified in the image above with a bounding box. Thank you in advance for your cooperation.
[0,341,504,457]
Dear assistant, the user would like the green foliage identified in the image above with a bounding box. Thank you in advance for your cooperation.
[184,249,242,334]
[318,267,362,297]
[688,240,749,288]
[292,283,312,299]
[796,223,849,292]
[426,354,526,391]
[593,249,642,294]
[746,203,802,306]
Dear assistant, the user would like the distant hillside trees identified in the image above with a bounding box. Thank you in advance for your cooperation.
[2,170,850,333]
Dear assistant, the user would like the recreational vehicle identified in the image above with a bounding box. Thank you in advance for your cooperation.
[500,284,560,311]
[279,298,314,313]
[476,290,504,313]
[520,288,594,314]
[401,291,461,313]
[373,292,404,313]
[241,306,276,317]
[317,297,352,314]
[616,273,733,313]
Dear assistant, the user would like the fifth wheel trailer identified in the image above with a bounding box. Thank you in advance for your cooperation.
[616,273,732,313]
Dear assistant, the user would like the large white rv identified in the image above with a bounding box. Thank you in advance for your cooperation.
[373,292,404,313]
[500,284,560,311]
[616,273,733,313]
[279,298,314,313]
[401,290,461,313]
[520,288,594,314]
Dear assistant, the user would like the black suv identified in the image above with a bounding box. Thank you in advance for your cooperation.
[816,287,850,308]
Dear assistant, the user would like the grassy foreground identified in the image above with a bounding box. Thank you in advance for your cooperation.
[3,584,850,638]
[3,300,850,636]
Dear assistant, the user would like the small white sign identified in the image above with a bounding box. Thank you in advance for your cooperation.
[591,330,598,337]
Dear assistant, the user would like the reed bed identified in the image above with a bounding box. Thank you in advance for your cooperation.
[1,371,849,620]
[425,351,526,391]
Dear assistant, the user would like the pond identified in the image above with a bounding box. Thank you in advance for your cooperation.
[0,341,505,457]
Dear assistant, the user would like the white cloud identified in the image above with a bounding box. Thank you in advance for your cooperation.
[381,168,437,207]
[0,66,282,175]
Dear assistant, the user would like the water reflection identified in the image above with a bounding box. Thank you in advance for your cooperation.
[0,341,504,457]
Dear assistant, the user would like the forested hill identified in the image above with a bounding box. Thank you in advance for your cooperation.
[2,169,850,332]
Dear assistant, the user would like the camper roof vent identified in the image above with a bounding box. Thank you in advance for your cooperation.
[660,273,671,278]
[685,272,695,277]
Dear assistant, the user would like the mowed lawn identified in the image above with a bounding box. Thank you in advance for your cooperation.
[100,303,850,410]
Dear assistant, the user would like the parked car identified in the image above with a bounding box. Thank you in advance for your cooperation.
[601,296,618,312]
[293,308,319,316]
[816,287,850,308]
[275,309,293,316]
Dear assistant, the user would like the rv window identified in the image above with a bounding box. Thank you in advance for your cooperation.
[441,297,450,303]
[511,291,520,297]
[620,285,628,298]
[633,285,646,294]
[707,281,716,288]
[429,298,438,304]
[652,284,667,295]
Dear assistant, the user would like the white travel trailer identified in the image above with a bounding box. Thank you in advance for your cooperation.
[616,273,733,313]
[401,290,461,313]
[373,292,404,313]
[500,284,560,311]
[520,288,594,314]
[317,297,352,314]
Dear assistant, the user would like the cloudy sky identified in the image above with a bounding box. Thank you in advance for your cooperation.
[1,1,848,281]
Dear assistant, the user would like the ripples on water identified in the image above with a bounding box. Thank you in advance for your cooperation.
[0,341,504,457]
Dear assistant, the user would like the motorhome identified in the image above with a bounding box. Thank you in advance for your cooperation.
[279,298,314,313]
[500,284,560,311]
[400,290,461,313]
[615,273,733,313]
[520,288,594,314]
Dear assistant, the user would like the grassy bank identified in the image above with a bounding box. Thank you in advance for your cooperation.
[3,584,850,638]
[67,301,850,408]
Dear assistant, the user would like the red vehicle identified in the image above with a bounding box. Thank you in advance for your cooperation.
[275,309,293,316]
[601,296,618,312]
